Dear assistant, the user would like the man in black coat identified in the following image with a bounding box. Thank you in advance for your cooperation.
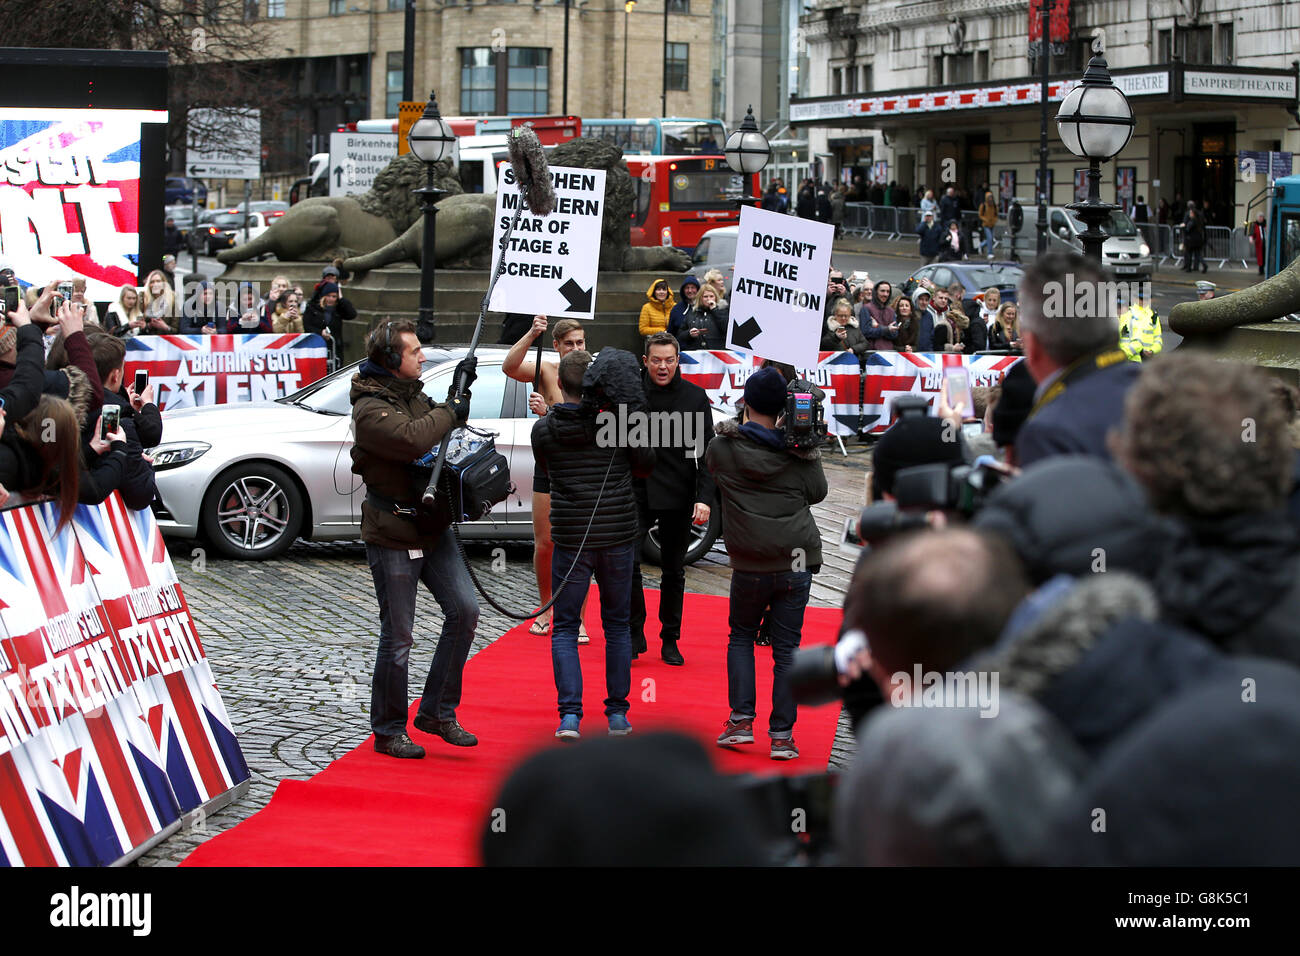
[1014,251,1139,467]
[915,210,944,264]
[87,333,162,510]
[938,186,961,225]
[532,349,655,739]
[630,333,715,666]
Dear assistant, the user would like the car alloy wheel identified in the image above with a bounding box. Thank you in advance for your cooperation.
[642,509,721,567]
[201,463,303,559]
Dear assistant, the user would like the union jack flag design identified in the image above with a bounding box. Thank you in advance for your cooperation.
[0,496,248,865]
[680,350,1024,435]
[0,502,182,866]
[0,111,163,302]
[123,333,330,412]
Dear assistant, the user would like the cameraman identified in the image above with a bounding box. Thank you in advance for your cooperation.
[707,367,827,760]
[350,320,480,759]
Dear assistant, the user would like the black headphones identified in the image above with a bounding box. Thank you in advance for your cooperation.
[379,322,401,369]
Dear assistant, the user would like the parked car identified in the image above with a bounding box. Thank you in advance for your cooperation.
[898,262,1024,316]
[194,209,272,256]
[149,347,725,563]
[690,225,738,292]
[164,176,207,205]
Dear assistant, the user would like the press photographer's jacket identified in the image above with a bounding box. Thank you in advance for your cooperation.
[706,418,827,573]
[350,364,457,550]
[532,403,656,552]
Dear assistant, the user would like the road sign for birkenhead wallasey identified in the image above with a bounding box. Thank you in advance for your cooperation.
[488,163,606,320]
[728,205,833,368]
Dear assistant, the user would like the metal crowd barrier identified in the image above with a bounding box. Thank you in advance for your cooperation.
[839,204,1007,255]
[1202,225,1233,267]
[1136,223,1175,265]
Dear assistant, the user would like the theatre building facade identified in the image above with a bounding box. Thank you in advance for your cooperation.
[790,0,1300,226]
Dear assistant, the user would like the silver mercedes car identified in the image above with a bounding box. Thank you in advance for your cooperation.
[149,347,723,563]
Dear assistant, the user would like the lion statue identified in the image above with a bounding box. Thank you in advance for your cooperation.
[340,137,691,274]
[216,154,463,265]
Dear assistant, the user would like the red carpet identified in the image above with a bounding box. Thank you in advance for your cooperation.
[182,588,843,866]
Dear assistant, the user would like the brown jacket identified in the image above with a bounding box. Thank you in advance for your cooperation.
[350,368,458,550]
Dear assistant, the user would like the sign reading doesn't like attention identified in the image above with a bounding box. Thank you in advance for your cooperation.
[728,205,834,368]
[488,163,606,320]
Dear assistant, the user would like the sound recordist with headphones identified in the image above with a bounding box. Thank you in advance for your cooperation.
[350,319,480,759]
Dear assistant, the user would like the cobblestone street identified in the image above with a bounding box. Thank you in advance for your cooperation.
[135,449,871,865]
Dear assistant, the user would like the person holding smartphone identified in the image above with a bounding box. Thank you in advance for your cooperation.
[272,290,305,333]
[87,333,161,510]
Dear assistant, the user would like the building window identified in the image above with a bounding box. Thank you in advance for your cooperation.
[386,52,404,116]
[460,48,497,114]
[667,0,689,13]
[1159,25,1214,64]
[976,50,989,82]
[244,0,258,21]
[1218,22,1233,63]
[330,0,345,15]
[460,47,550,115]
[203,0,220,24]
[267,0,285,15]
[947,53,974,84]
[506,48,549,114]
[831,67,842,96]
[860,63,872,93]
[388,0,403,8]
[665,42,688,91]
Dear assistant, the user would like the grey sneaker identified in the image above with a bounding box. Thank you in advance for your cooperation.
[374,732,425,759]
[717,717,755,746]
[770,737,799,761]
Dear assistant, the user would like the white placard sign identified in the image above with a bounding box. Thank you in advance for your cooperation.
[328,132,399,196]
[186,108,261,180]
[487,163,606,319]
[727,205,833,368]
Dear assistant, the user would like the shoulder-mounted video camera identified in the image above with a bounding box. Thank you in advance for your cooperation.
[783,378,828,452]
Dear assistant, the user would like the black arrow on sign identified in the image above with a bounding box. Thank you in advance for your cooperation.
[731,316,762,350]
[189,167,206,174]
[333,165,344,188]
[558,278,592,312]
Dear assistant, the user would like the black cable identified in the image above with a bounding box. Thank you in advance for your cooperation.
[450,448,618,620]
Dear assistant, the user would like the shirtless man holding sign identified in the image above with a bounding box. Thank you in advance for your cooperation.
[503,314,587,637]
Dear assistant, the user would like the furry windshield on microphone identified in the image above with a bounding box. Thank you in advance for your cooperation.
[507,126,557,217]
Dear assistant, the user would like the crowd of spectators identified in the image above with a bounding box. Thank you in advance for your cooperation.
[0,278,162,521]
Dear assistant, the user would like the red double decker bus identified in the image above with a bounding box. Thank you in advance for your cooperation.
[624,156,758,255]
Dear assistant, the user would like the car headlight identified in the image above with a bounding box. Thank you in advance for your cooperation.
[1139,242,1150,256]
[147,441,211,470]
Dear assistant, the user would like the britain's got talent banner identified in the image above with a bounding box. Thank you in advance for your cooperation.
[124,333,330,412]
[679,350,1024,435]
[0,495,249,866]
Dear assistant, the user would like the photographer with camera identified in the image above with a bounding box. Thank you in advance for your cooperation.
[350,320,481,759]
[708,367,827,760]
[532,349,655,739]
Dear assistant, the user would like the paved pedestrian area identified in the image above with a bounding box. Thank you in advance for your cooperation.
[134,448,872,865]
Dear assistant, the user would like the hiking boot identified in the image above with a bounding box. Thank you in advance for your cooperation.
[555,715,581,739]
[608,714,633,736]
[770,737,799,761]
[374,733,425,759]
[717,717,755,746]
[414,713,478,747]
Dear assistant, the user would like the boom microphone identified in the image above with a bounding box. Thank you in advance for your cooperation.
[507,126,556,217]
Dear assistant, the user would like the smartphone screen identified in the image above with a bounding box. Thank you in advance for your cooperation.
[135,370,148,394]
[100,405,121,441]
[943,367,974,417]
[2,285,18,315]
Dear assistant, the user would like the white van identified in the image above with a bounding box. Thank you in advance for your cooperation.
[1009,201,1153,278]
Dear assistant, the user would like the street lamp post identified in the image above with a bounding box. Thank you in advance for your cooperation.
[724,105,771,208]
[1036,0,1054,255]
[1055,54,1135,265]
[623,1,636,118]
[407,91,457,344]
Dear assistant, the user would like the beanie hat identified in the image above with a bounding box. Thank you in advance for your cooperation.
[743,367,788,416]
[317,281,340,298]
[871,414,965,497]
[991,361,1036,447]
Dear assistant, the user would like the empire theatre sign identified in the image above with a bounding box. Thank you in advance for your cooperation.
[790,66,1296,125]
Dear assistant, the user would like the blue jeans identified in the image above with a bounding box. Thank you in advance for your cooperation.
[367,532,479,737]
[983,226,996,255]
[725,570,812,738]
[551,542,634,721]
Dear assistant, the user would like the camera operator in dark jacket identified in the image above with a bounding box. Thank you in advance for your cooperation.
[532,349,656,740]
[630,333,716,665]
[707,367,827,761]
[349,320,480,759]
